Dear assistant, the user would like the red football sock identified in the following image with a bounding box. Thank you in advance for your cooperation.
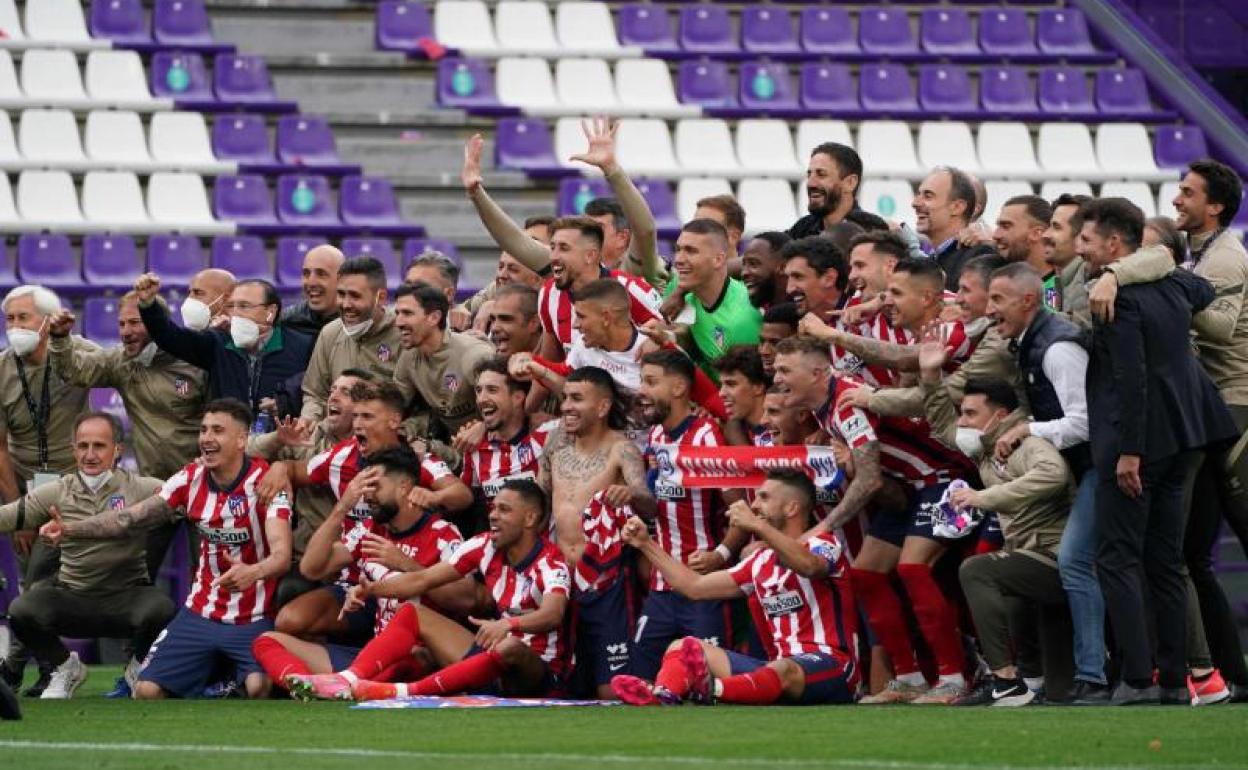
[718,666,784,705]
[347,603,421,679]
[409,650,505,696]
[654,649,692,697]
[897,563,964,678]
[374,654,430,684]
[251,635,311,684]
[850,567,919,676]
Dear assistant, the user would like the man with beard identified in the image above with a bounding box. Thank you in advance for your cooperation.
[914,167,996,291]
[717,346,771,448]
[301,257,401,425]
[532,366,654,697]
[759,303,800,377]
[741,231,791,310]
[992,196,1055,305]
[789,143,888,238]
[281,245,343,337]
[1044,193,1093,329]
[782,237,850,321]
[254,448,475,695]
[488,284,543,358]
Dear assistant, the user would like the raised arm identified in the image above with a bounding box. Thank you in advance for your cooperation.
[135,274,219,371]
[728,501,826,579]
[463,134,551,274]
[48,314,121,389]
[299,490,359,581]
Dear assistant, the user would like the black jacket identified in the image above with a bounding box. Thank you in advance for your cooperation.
[788,204,889,239]
[140,300,314,418]
[280,301,338,339]
[1086,269,1237,467]
[935,241,998,292]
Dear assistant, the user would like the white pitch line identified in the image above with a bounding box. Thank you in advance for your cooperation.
[0,740,1216,770]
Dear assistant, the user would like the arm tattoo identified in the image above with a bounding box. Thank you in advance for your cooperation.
[823,442,882,530]
[69,495,175,539]
[616,440,656,515]
[835,332,920,372]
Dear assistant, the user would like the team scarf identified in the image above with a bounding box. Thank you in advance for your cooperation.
[650,444,845,495]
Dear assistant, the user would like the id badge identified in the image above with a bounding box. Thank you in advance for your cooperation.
[32,472,59,490]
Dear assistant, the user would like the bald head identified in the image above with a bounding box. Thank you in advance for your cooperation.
[189,268,235,309]
[303,244,344,314]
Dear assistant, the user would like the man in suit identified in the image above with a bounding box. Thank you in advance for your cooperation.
[1080,197,1238,705]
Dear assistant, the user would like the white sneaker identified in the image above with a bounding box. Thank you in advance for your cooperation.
[123,657,142,691]
[40,652,87,700]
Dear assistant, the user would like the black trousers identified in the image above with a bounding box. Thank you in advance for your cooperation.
[1096,451,1200,689]
[8,580,176,666]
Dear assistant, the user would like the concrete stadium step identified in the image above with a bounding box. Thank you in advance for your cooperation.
[211,14,377,55]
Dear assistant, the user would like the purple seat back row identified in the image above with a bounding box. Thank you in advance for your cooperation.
[150,52,282,104]
[213,174,408,228]
[88,0,217,46]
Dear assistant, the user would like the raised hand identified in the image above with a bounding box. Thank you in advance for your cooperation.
[134,273,162,304]
[452,420,487,454]
[798,312,838,343]
[568,115,620,175]
[917,320,948,376]
[620,516,650,547]
[507,352,537,382]
[274,416,314,448]
[726,499,762,535]
[37,505,64,547]
[461,133,485,194]
[256,463,292,508]
[47,310,76,338]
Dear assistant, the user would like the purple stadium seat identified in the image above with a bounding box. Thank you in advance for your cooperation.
[634,178,680,236]
[742,7,799,56]
[617,4,679,55]
[340,176,407,229]
[150,52,213,102]
[277,174,338,227]
[153,0,217,47]
[799,7,858,56]
[1095,69,1152,116]
[860,63,918,114]
[859,8,919,56]
[89,0,151,44]
[800,62,858,113]
[1038,66,1094,116]
[739,61,798,112]
[212,114,273,164]
[1134,2,1181,52]
[214,174,277,226]
[0,243,16,290]
[558,177,611,216]
[1037,8,1096,56]
[275,236,328,289]
[679,5,738,55]
[211,236,271,280]
[1185,5,1246,66]
[341,238,401,289]
[403,238,460,268]
[920,8,977,56]
[677,60,735,108]
[979,8,1037,56]
[17,235,78,289]
[376,0,433,54]
[1153,125,1208,170]
[83,234,142,289]
[980,65,1037,116]
[83,298,121,346]
[918,64,974,114]
[495,117,564,176]
[436,58,501,111]
[276,115,341,167]
[214,54,280,104]
[147,235,205,287]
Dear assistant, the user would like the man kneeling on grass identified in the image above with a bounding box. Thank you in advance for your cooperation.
[286,479,572,701]
[612,470,860,706]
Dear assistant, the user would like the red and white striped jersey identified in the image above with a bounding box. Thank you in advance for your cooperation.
[449,534,571,671]
[832,306,914,389]
[646,416,726,591]
[460,420,559,504]
[877,415,976,490]
[813,377,880,453]
[160,458,293,625]
[573,491,631,594]
[342,512,463,635]
[538,268,662,353]
[727,531,858,663]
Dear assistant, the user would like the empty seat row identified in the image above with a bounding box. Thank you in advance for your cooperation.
[502,116,1189,183]
[213,174,421,237]
[86,0,227,51]
[425,1,1105,61]
[0,169,227,234]
[149,52,295,112]
[0,0,108,50]
[0,48,165,111]
[440,57,1164,121]
[0,108,230,173]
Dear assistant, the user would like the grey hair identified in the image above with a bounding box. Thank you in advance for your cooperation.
[405,251,460,290]
[2,285,62,316]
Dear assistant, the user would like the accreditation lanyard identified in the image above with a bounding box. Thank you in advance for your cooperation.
[14,355,52,472]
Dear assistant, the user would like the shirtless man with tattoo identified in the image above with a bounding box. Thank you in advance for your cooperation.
[537,365,654,698]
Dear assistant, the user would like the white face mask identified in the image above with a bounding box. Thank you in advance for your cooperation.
[180,297,213,331]
[80,469,113,493]
[230,316,261,349]
[954,427,985,459]
[343,317,374,338]
[7,328,41,357]
[133,342,158,367]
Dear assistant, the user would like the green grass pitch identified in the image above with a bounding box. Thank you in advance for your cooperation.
[1,666,1246,770]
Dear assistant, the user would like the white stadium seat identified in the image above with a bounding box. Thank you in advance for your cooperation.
[737,178,796,235]
[1100,181,1157,217]
[495,2,559,56]
[0,172,18,224]
[1157,181,1179,219]
[17,168,83,226]
[147,171,227,233]
[0,0,25,45]
[1038,123,1099,178]
[918,121,980,173]
[614,118,678,176]
[24,0,95,46]
[795,120,853,163]
[433,1,496,54]
[677,177,731,223]
[556,2,629,56]
[615,59,697,118]
[1096,123,1167,182]
[18,108,84,164]
[554,116,586,170]
[82,170,150,227]
[20,48,89,107]
[0,110,18,165]
[976,122,1040,178]
[85,51,159,109]
[856,121,920,179]
[85,110,153,170]
[1039,180,1095,201]
[983,180,1035,226]
[150,111,231,173]
[675,118,737,175]
[858,179,916,229]
[0,51,20,104]
[555,58,618,113]
[496,57,557,112]
[736,119,799,177]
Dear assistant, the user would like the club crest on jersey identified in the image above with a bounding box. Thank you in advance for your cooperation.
[108,494,126,511]
[516,443,533,468]
[377,344,392,363]
[173,376,190,397]
[442,373,460,393]
[227,494,248,516]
